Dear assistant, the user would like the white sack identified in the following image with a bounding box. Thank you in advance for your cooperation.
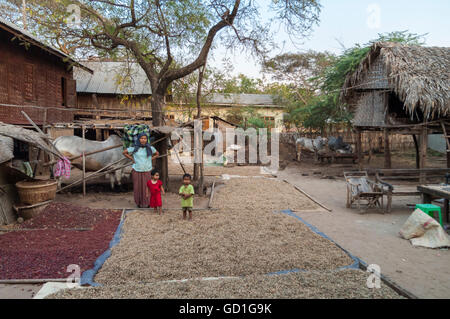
[399,209,450,249]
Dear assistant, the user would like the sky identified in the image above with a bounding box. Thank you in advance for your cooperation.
[210,0,450,78]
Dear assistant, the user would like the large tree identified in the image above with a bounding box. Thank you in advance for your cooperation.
[6,0,321,125]
[2,0,321,185]
[262,51,336,131]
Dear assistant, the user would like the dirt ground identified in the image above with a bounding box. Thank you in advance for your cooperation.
[0,284,41,299]
[276,162,450,299]
[3,151,450,299]
[55,190,211,211]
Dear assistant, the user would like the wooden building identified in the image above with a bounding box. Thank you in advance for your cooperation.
[341,42,450,169]
[0,17,91,126]
[167,93,285,129]
[74,61,153,121]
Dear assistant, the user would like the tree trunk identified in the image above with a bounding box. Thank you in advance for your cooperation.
[22,0,27,30]
[152,92,169,188]
[193,65,206,187]
[151,93,165,126]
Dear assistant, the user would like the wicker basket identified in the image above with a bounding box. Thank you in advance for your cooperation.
[15,180,58,205]
[13,201,52,220]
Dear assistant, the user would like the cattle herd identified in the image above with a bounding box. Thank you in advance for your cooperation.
[296,136,353,154]
[295,136,353,161]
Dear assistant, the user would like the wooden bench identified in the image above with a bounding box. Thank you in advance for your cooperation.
[318,152,357,164]
[344,171,384,212]
[372,168,450,213]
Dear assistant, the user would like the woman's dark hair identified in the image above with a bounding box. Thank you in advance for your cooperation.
[182,173,191,180]
[132,133,153,157]
[151,169,159,176]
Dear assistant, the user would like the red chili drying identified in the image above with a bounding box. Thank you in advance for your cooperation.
[0,203,121,280]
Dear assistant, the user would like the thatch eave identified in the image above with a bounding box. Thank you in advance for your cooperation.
[341,42,450,120]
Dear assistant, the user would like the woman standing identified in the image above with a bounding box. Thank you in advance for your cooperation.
[123,133,159,208]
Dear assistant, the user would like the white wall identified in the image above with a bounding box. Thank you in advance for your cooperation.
[428,134,446,154]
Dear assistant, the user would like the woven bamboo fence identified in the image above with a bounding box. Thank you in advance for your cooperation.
[281,125,415,153]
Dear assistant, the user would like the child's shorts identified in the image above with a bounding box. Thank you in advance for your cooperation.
[182,207,192,212]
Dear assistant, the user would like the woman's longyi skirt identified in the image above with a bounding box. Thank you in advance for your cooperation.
[131,169,152,207]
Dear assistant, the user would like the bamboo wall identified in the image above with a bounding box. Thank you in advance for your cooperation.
[282,125,415,153]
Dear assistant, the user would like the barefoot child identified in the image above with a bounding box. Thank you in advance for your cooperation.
[179,173,194,220]
[147,169,164,215]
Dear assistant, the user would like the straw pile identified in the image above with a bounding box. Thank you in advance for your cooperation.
[48,269,404,299]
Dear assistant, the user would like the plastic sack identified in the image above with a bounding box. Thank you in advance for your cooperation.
[0,136,14,164]
[399,209,450,249]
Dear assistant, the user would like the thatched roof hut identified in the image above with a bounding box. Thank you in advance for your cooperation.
[341,42,450,169]
[342,42,450,125]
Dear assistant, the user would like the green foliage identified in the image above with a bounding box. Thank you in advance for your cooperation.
[214,73,265,94]
[266,31,427,131]
[224,106,267,129]
[246,117,266,129]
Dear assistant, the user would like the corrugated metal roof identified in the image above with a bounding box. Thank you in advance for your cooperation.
[205,93,277,106]
[0,17,92,73]
[74,61,152,95]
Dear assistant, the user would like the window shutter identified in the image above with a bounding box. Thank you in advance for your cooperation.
[65,78,77,108]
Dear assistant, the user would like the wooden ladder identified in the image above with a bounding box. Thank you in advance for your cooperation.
[440,121,450,152]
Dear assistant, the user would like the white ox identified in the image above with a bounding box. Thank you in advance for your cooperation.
[295,137,328,161]
[53,135,131,189]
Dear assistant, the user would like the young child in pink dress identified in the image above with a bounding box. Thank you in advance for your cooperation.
[146,169,164,215]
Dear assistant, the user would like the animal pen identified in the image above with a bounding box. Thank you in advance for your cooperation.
[341,42,450,175]
[0,119,65,224]
[45,120,201,194]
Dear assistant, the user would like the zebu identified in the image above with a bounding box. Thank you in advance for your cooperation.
[295,136,328,161]
[53,135,130,189]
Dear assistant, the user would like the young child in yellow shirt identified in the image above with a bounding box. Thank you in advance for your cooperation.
[179,173,194,220]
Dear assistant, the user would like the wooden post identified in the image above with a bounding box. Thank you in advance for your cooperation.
[93,94,102,141]
[82,125,86,196]
[384,128,391,169]
[419,127,428,183]
[199,133,204,195]
[33,109,48,177]
[156,136,169,190]
[447,137,450,169]
[193,126,200,181]
[356,128,363,170]
[436,121,450,169]
[367,132,373,164]
[412,134,420,169]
